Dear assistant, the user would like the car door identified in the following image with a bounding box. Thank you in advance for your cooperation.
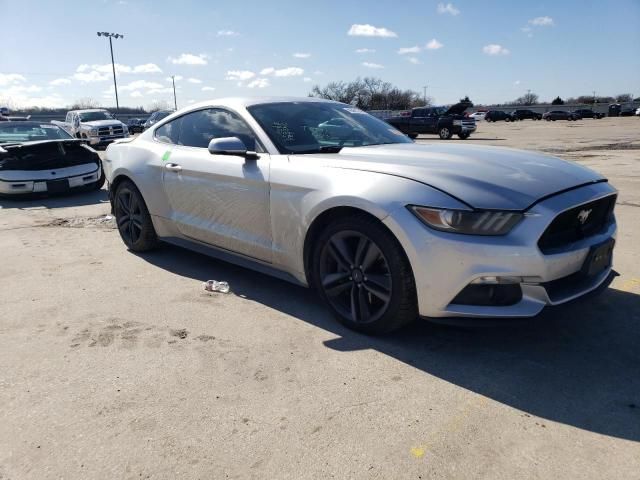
[159,108,272,262]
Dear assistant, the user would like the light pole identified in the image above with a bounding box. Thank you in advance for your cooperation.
[171,75,177,110]
[97,32,123,115]
[422,85,428,105]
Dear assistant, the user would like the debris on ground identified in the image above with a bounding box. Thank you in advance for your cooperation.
[203,280,230,294]
[169,328,188,339]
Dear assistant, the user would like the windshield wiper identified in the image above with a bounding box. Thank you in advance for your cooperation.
[296,145,343,154]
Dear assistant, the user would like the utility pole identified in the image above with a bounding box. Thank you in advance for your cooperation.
[593,90,596,105]
[171,76,178,110]
[97,32,123,115]
[422,85,428,105]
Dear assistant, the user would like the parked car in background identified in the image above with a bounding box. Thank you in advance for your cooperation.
[468,111,486,121]
[620,107,636,117]
[52,109,128,147]
[484,110,511,122]
[385,103,476,139]
[104,97,617,334]
[127,118,146,134]
[143,109,175,130]
[0,122,103,196]
[510,109,542,121]
[636,107,640,116]
[572,109,604,119]
[543,110,581,121]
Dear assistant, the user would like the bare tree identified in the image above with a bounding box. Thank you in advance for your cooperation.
[147,100,173,112]
[310,77,423,110]
[615,93,633,103]
[69,97,100,109]
[514,91,539,106]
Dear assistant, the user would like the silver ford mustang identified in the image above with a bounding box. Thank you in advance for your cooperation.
[104,97,617,334]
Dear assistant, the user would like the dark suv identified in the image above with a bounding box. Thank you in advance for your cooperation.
[511,109,542,121]
[143,109,175,131]
[572,109,604,119]
[484,110,511,122]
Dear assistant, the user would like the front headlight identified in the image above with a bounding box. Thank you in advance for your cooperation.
[409,206,523,235]
[89,129,98,136]
[453,119,462,126]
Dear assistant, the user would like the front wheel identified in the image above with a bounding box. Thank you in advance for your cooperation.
[439,127,453,139]
[458,132,470,139]
[113,180,158,252]
[312,215,418,334]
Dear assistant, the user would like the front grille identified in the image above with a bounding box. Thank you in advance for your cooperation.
[97,126,124,136]
[537,194,616,254]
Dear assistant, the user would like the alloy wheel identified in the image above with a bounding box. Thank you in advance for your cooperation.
[319,231,392,324]
[115,187,144,245]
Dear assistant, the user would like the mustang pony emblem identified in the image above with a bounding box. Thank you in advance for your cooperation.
[577,209,592,224]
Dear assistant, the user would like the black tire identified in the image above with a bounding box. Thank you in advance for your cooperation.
[505,117,511,122]
[485,118,492,122]
[438,126,453,140]
[113,180,158,252]
[408,133,418,139]
[458,132,470,139]
[311,214,418,334]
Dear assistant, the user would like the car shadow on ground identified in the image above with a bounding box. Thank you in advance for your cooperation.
[136,243,640,443]
[0,187,109,210]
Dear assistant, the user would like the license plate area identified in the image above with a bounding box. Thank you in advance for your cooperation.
[581,239,614,277]
[46,179,70,193]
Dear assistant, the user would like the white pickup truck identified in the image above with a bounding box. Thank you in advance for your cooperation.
[52,109,128,147]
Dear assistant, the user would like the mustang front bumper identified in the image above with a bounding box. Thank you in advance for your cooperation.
[384,181,617,318]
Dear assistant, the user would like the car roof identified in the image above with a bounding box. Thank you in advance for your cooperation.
[0,121,59,128]
[70,109,108,113]
[187,96,341,111]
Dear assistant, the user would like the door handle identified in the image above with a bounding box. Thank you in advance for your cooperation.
[165,163,182,172]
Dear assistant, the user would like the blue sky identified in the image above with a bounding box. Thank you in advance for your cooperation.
[1,0,639,109]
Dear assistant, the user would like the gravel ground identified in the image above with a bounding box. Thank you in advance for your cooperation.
[0,117,639,480]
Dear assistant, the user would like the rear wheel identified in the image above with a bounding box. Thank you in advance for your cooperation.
[439,127,453,140]
[312,215,417,334]
[113,180,158,252]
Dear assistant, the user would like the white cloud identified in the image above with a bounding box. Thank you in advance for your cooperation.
[0,73,26,86]
[362,62,384,69]
[514,80,521,86]
[188,99,196,104]
[437,2,460,15]
[132,63,162,73]
[247,78,270,89]
[260,67,275,75]
[529,16,554,26]
[408,57,421,65]
[4,84,42,94]
[273,67,304,77]
[483,44,510,56]
[73,70,109,82]
[166,75,183,82]
[148,87,174,95]
[0,93,65,109]
[398,46,421,55]
[119,80,164,92]
[187,77,202,84]
[347,24,397,38]
[49,78,71,86]
[303,77,313,82]
[313,70,324,75]
[355,48,376,53]
[202,86,216,91]
[167,53,208,65]
[130,91,143,98]
[217,30,239,36]
[293,52,311,58]
[225,70,256,81]
[426,38,444,50]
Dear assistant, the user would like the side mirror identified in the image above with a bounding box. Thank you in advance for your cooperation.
[208,137,259,159]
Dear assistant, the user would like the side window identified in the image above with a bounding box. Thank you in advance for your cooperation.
[65,113,71,123]
[178,108,261,151]
[413,108,425,118]
[155,117,182,144]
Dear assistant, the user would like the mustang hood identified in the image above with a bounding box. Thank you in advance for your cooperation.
[305,143,604,210]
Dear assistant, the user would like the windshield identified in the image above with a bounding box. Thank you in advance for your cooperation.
[0,123,72,144]
[247,102,412,154]
[78,111,114,122]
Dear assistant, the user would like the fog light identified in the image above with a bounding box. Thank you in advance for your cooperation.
[470,276,522,285]
[451,283,523,306]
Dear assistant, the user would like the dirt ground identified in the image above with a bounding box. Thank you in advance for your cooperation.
[1,117,639,479]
